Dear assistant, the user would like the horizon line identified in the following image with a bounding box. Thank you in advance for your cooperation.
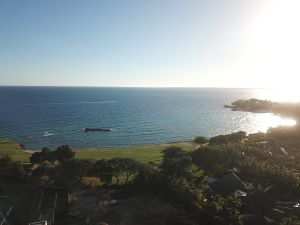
[0,85,277,89]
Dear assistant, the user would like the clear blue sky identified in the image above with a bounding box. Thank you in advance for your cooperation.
[0,0,299,87]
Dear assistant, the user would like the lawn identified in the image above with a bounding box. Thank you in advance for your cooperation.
[0,140,196,163]
[0,140,31,161]
[75,142,196,164]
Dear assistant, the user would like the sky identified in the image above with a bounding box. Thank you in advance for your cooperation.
[0,0,299,88]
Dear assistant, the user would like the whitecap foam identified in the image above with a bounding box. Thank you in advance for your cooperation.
[43,131,55,137]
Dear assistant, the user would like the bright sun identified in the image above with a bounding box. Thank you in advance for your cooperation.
[246,0,300,89]
[254,88,300,102]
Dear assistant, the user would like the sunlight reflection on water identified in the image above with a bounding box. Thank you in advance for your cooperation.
[232,88,299,133]
[0,87,298,148]
[252,113,296,130]
[228,112,296,134]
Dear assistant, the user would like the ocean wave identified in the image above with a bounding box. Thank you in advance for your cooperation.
[22,101,117,106]
[43,131,55,137]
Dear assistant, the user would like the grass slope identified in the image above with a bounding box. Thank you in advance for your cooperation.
[0,140,196,163]
[75,142,196,164]
[0,140,31,161]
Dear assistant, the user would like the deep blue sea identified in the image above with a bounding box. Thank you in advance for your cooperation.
[0,87,296,150]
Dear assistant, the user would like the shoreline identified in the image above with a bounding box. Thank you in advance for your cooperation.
[3,98,299,160]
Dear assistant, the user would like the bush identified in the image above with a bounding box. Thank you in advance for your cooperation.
[30,145,75,165]
[92,160,113,185]
[133,164,159,193]
[280,216,300,225]
[92,158,142,185]
[191,145,241,176]
[209,131,246,145]
[160,146,193,181]
[201,195,243,225]
[193,136,208,145]
[0,156,25,183]
[55,145,75,163]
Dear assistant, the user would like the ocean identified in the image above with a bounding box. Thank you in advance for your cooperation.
[0,87,296,150]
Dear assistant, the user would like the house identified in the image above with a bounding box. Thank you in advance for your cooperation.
[0,196,14,225]
[243,214,274,225]
[268,146,288,156]
[274,201,300,217]
[210,172,247,196]
[234,190,247,197]
[29,221,47,225]
[245,190,273,213]
[0,186,67,225]
[29,187,68,225]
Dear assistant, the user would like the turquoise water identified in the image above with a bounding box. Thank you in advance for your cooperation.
[0,87,296,149]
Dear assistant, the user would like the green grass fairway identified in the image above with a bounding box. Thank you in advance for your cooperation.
[0,140,196,163]
[75,142,196,163]
[0,140,31,161]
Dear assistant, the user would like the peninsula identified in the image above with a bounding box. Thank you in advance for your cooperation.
[224,98,300,119]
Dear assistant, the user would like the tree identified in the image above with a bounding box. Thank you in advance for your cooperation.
[209,131,246,145]
[30,152,44,164]
[117,158,140,184]
[58,159,93,184]
[160,147,193,181]
[193,136,208,145]
[55,145,74,163]
[92,158,142,185]
[191,145,241,176]
[107,158,123,185]
[29,147,55,165]
[280,216,300,225]
[0,156,25,183]
[41,147,56,163]
[203,195,243,225]
[133,164,159,192]
[92,160,113,185]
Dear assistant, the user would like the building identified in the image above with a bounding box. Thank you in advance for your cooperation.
[210,172,247,196]
[0,186,67,225]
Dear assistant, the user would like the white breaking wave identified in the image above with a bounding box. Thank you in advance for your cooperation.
[43,131,55,137]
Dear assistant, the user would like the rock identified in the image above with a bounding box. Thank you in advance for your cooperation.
[99,200,110,207]
[110,199,118,205]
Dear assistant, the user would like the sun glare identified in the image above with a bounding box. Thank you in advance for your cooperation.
[255,113,297,131]
[254,88,300,103]
[245,0,300,90]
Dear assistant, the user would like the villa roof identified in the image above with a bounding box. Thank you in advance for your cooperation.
[0,196,14,224]
[29,221,47,225]
[268,147,288,156]
[210,172,246,196]
[243,214,274,225]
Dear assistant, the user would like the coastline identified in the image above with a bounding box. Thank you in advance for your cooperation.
[3,88,289,151]
[2,98,299,162]
[21,149,38,154]
[1,140,196,163]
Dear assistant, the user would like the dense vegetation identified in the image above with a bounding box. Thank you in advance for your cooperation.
[2,129,300,224]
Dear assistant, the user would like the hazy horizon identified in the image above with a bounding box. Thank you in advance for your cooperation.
[0,85,292,89]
